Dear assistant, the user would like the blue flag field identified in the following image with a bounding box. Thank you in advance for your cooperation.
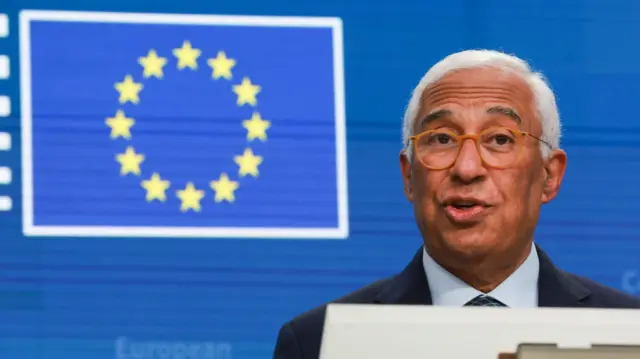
[19,10,348,239]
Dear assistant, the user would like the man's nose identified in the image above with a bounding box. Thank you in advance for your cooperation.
[450,139,488,183]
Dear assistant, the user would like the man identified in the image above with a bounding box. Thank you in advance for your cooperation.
[273,49,640,359]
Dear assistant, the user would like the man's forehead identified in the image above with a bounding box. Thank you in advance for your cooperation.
[416,67,534,125]
[421,67,532,100]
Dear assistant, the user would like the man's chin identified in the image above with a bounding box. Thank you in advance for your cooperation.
[441,232,497,259]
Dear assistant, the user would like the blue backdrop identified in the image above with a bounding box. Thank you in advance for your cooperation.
[1,1,640,359]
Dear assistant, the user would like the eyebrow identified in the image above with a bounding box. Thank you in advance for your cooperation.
[417,109,453,128]
[486,106,522,124]
[417,106,522,130]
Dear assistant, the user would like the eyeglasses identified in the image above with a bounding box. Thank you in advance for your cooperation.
[408,127,552,170]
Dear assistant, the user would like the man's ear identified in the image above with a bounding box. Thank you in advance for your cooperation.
[541,149,567,204]
[399,149,414,202]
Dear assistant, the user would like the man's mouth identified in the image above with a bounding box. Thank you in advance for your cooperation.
[442,199,491,223]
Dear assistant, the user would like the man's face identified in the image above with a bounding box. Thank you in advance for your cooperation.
[400,67,567,261]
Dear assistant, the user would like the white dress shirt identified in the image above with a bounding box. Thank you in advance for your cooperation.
[422,244,539,308]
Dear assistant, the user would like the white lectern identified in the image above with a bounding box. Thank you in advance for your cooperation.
[319,304,640,359]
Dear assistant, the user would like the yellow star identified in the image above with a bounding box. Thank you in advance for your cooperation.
[141,172,171,202]
[207,51,236,80]
[176,182,205,212]
[138,49,167,79]
[243,112,271,141]
[234,148,263,178]
[115,146,145,176]
[114,75,143,104]
[232,77,261,106]
[105,110,135,139]
[173,41,201,70]
[210,173,239,203]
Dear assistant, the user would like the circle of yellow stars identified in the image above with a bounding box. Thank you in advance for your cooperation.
[107,40,272,213]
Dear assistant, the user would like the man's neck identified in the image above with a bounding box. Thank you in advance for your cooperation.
[426,242,534,293]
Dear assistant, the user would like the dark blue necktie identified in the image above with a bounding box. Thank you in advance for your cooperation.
[464,295,508,307]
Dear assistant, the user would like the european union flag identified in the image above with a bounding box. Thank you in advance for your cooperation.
[20,10,348,239]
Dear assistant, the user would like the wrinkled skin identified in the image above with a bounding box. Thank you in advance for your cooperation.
[399,67,567,291]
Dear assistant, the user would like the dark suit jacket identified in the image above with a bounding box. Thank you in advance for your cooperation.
[273,245,640,359]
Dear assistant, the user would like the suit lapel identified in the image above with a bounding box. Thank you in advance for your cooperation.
[536,245,591,307]
[373,248,433,305]
[373,244,592,308]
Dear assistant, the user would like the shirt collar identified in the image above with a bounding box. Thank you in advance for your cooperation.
[422,244,539,308]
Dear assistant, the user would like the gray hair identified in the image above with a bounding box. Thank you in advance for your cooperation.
[402,49,561,160]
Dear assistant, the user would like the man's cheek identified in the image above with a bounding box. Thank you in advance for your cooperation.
[497,192,526,223]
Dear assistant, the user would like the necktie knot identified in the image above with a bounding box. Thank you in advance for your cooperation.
[464,295,507,307]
